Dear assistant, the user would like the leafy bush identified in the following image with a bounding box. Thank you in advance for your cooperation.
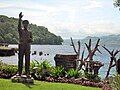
[0,61,17,79]
[31,60,52,72]
[30,60,52,79]
[84,72,101,82]
[51,66,65,78]
[110,74,120,90]
[0,61,17,74]
[0,60,7,71]
[66,69,82,78]
[2,65,17,74]
[40,60,52,69]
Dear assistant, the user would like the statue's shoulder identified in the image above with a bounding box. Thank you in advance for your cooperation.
[20,28,24,31]
[18,28,23,33]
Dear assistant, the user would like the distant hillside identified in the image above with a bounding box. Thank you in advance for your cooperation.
[0,15,63,45]
[63,34,120,48]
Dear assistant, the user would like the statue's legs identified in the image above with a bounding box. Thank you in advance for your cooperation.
[25,44,30,76]
[18,44,24,75]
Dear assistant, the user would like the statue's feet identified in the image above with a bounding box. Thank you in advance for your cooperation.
[26,74,31,78]
[16,73,21,76]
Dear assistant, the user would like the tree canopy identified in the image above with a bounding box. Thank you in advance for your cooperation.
[114,0,120,7]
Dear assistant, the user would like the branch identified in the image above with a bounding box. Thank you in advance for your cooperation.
[77,40,81,58]
[81,48,85,60]
[111,49,114,55]
[85,43,90,52]
[90,39,100,59]
[102,46,112,56]
[70,37,77,54]
[95,38,100,49]
[97,48,102,54]
[110,64,116,68]
[88,39,91,51]
[114,50,120,56]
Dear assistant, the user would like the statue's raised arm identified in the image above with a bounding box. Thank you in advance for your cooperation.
[18,12,23,31]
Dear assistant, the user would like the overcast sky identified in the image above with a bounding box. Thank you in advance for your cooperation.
[0,0,120,39]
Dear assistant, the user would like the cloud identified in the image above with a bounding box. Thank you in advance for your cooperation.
[48,20,120,39]
[82,0,103,10]
[0,3,11,8]
[0,0,119,39]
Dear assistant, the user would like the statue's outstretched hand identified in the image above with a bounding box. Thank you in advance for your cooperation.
[19,12,23,19]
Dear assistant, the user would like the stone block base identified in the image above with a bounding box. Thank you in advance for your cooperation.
[11,75,34,84]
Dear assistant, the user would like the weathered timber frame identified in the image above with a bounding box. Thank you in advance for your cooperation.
[102,46,120,78]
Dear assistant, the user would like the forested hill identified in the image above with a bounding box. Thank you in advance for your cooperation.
[63,34,120,48]
[0,15,63,45]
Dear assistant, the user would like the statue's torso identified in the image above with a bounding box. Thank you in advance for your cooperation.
[19,29,31,44]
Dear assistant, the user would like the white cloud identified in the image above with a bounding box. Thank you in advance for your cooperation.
[0,3,11,8]
[0,0,119,39]
[82,0,103,11]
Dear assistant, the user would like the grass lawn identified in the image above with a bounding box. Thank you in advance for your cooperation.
[0,79,101,90]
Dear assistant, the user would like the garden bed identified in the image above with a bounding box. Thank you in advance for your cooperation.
[0,60,104,88]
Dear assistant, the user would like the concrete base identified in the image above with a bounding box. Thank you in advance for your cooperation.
[11,75,34,84]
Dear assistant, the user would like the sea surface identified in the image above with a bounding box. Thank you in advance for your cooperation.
[0,44,119,79]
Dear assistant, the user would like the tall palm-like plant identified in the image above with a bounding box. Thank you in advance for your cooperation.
[30,60,52,76]
[51,66,65,78]
[66,69,82,79]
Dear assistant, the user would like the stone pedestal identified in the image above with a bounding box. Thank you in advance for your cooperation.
[11,75,34,84]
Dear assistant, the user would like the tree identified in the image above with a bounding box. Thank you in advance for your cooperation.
[114,0,120,7]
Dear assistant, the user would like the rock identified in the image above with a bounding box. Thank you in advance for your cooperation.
[11,74,34,84]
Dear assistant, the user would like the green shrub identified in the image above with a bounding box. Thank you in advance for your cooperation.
[51,66,65,78]
[110,74,120,90]
[40,60,52,69]
[0,60,17,74]
[84,72,101,82]
[0,60,7,71]
[30,60,52,78]
[31,60,52,69]
[66,69,82,78]
[2,65,17,74]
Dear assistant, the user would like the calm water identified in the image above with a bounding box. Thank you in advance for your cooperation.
[0,44,118,78]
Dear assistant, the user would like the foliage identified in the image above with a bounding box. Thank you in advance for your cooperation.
[31,60,52,72]
[51,66,65,78]
[1,65,17,74]
[40,60,52,69]
[114,0,120,7]
[0,15,63,45]
[30,60,52,79]
[0,60,7,69]
[66,69,82,78]
[0,61,17,78]
[110,74,120,90]
[84,72,101,82]
[0,60,17,74]
[0,60,103,87]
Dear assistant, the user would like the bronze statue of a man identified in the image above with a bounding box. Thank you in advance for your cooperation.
[18,12,32,76]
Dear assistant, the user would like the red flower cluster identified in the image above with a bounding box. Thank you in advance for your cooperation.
[45,76,103,88]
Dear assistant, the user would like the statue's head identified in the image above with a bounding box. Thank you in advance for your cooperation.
[22,20,29,29]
